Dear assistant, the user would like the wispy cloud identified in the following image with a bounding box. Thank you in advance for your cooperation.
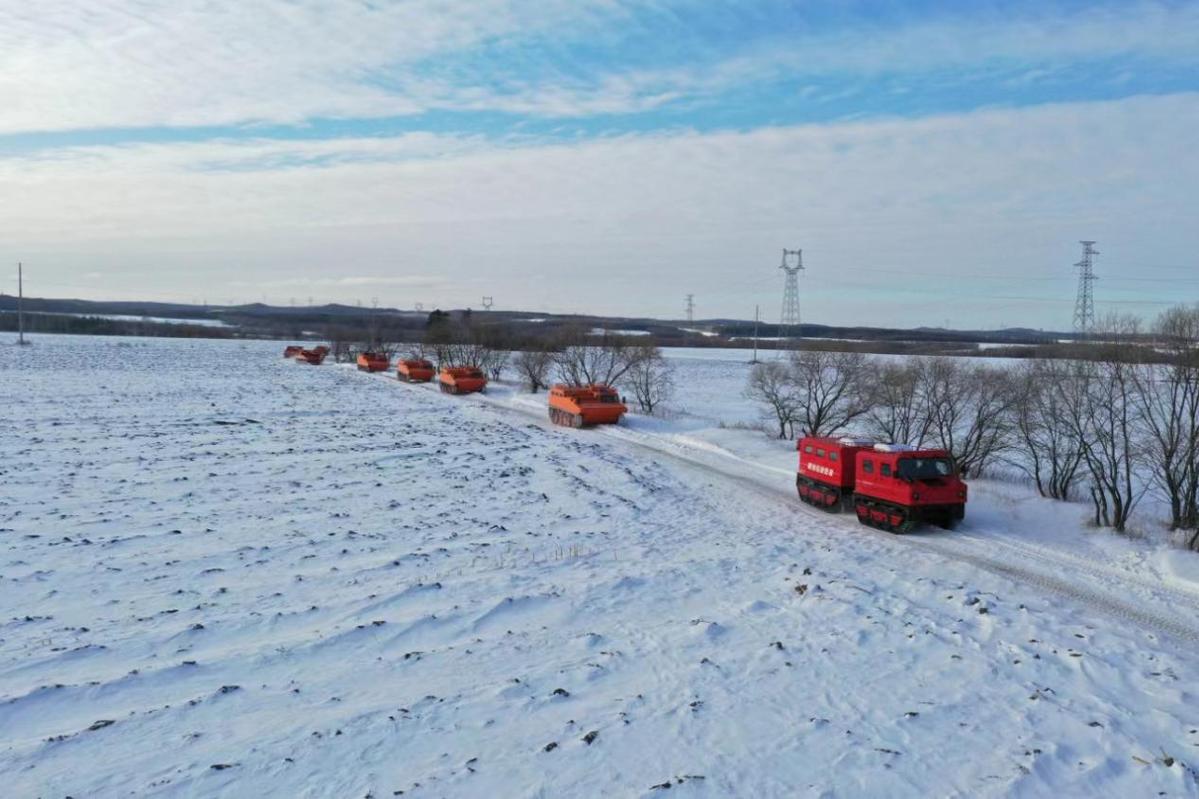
[0,0,632,133]
[2,1,1197,135]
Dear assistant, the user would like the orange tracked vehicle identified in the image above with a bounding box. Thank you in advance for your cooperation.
[356,352,390,372]
[397,358,435,382]
[296,347,328,365]
[547,384,627,427]
[439,366,487,394]
[283,345,304,358]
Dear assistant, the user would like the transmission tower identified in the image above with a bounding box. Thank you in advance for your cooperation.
[1072,241,1099,335]
[482,296,494,311]
[685,294,694,323]
[779,248,804,340]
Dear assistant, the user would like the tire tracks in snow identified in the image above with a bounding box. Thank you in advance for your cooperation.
[355,369,1199,647]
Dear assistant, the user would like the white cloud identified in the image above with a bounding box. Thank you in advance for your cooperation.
[1,1,1197,133]
[0,0,635,133]
[3,93,1197,326]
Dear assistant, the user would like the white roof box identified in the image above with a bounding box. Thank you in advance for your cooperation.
[837,437,876,447]
[873,443,917,453]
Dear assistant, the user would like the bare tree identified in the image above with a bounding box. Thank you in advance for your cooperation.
[474,325,510,380]
[863,360,931,447]
[625,344,675,415]
[788,350,870,437]
[746,360,800,439]
[1134,305,1199,545]
[922,359,1016,478]
[1066,315,1146,532]
[358,334,401,360]
[324,324,356,363]
[513,347,555,392]
[404,341,434,361]
[1009,359,1086,500]
[428,320,499,370]
[553,328,644,386]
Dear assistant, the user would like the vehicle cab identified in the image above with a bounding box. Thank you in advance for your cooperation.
[854,444,967,527]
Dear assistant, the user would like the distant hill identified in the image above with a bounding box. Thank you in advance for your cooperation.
[0,293,1072,348]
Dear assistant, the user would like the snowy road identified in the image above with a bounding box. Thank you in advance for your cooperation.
[477,378,1199,647]
[2,337,1197,797]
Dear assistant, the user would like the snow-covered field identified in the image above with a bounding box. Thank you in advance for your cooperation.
[3,336,1198,797]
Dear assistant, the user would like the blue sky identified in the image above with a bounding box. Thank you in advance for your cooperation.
[1,0,1197,328]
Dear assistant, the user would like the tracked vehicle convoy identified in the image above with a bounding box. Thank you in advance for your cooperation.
[282,351,964,536]
[797,437,967,533]
[547,384,627,427]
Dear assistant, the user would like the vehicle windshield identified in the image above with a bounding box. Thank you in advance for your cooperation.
[897,457,953,480]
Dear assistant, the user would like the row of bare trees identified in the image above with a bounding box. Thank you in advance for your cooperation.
[383,322,676,415]
[746,307,1199,546]
[747,352,1015,478]
[511,330,675,414]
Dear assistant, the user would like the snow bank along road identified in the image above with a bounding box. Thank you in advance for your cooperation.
[2,337,1197,797]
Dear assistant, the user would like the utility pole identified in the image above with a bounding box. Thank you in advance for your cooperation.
[779,248,804,352]
[1072,241,1099,336]
[685,294,694,323]
[17,262,27,345]
[751,304,760,364]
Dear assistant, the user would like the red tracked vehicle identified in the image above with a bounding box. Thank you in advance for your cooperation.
[356,352,390,372]
[797,436,967,533]
[397,358,435,383]
[547,384,627,428]
[439,366,487,394]
[283,345,304,358]
[295,345,329,365]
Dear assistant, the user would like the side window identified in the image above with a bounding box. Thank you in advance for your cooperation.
[881,463,892,477]
[803,445,813,454]
[815,448,826,458]
[862,460,873,474]
[829,451,839,462]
